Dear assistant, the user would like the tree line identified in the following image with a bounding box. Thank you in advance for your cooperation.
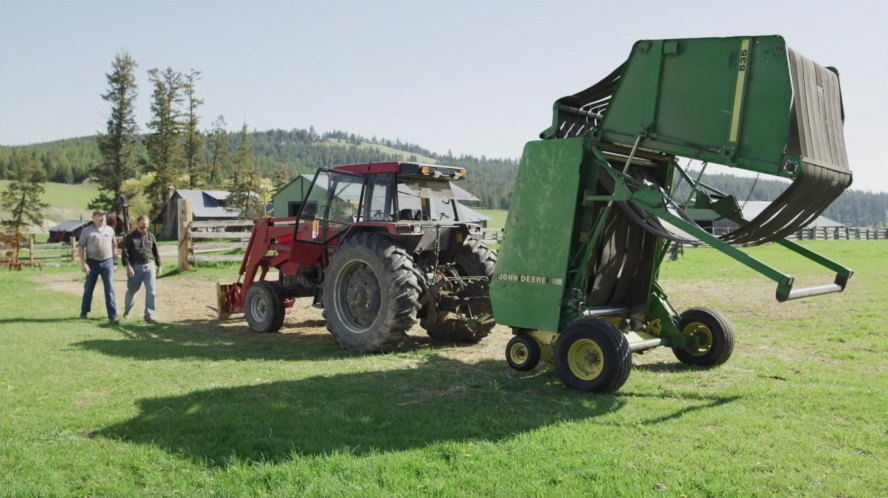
[1,51,886,228]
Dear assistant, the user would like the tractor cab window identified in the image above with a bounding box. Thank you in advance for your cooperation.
[294,170,364,243]
[364,174,395,221]
[325,173,365,224]
[398,179,460,222]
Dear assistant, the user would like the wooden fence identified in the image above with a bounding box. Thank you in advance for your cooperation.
[3,234,77,269]
[177,198,251,270]
[792,227,888,240]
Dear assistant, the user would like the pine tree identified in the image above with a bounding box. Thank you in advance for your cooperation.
[93,53,139,209]
[228,123,260,218]
[1,161,49,235]
[206,115,230,188]
[145,67,184,212]
[182,69,205,188]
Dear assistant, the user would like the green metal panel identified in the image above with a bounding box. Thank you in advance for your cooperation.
[489,139,584,332]
[598,36,797,176]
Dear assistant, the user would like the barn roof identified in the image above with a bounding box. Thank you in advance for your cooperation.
[49,220,91,232]
[175,189,241,218]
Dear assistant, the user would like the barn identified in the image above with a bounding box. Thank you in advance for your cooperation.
[47,220,92,243]
[153,189,241,239]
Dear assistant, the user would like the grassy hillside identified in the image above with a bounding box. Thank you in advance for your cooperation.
[0,180,98,231]
[320,139,439,164]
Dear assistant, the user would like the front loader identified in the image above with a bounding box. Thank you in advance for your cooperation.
[490,35,853,393]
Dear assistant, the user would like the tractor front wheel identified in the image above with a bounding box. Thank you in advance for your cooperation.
[672,307,735,367]
[505,335,541,371]
[245,281,285,333]
[554,319,631,393]
[322,233,421,353]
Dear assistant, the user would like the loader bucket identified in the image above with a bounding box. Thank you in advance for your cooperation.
[545,35,851,245]
[216,282,242,319]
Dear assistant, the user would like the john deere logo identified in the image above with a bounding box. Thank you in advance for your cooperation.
[497,273,564,286]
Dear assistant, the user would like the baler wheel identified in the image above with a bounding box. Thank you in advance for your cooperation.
[672,307,735,367]
[505,335,541,371]
[554,319,631,393]
[322,233,421,353]
[245,281,285,333]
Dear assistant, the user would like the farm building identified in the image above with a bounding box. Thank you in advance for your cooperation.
[272,174,490,226]
[47,220,92,243]
[154,189,241,239]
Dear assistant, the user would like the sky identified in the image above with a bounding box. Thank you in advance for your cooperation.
[1,0,886,192]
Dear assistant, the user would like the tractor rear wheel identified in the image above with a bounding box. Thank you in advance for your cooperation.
[322,232,421,353]
[505,335,541,371]
[245,281,285,333]
[672,307,735,367]
[422,237,497,343]
[554,319,632,393]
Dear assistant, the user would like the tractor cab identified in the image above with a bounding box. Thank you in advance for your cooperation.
[291,162,482,252]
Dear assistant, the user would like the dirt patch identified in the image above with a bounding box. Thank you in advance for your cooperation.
[40,270,513,361]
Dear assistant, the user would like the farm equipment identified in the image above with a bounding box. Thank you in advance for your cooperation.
[218,162,496,352]
[491,35,853,393]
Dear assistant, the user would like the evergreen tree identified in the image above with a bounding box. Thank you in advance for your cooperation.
[229,123,261,218]
[1,161,49,234]
[93,53,140,209]
[145,67,184,212]
[206,115,230,188]
[182,69,205,188]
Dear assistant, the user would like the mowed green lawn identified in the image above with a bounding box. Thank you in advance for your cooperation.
[1,241,886,496]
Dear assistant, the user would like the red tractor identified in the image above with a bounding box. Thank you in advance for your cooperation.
[218,161,497,353]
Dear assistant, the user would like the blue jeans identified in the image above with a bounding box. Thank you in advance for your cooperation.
[125,263,157,319]
[82,258,118,320]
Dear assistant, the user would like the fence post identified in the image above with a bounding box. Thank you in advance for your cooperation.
[28,234,35,265]
[177,198,194,272]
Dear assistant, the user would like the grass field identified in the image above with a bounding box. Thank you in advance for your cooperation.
[0,180,98,231]
[0,241,886,496]
[476,209,508,229]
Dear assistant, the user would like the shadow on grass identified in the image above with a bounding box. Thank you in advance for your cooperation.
[96,355,636,465]
[74,317,468,363]
[615,391,741,425]
[0,317,88,325]
[75,320,346,362]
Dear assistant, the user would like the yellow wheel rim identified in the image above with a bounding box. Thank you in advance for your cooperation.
[509,342,529,364]
[567,338,605,380]
[683,321,714,356]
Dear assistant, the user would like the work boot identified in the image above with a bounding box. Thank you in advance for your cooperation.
[145,317,158,325]
[80,313,88,319]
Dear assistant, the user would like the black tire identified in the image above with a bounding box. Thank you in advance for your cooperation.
[270,283,287,332]
[245,281,285,333]
[322,232,421,353]
[505,335,541,371]
[422,237,497,343]
[554,319,632,393]
[672,307,735,367]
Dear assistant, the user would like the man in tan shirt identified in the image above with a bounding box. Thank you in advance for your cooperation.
[78,210,119,324]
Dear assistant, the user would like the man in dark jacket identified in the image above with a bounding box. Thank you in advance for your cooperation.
[121,215,161,323]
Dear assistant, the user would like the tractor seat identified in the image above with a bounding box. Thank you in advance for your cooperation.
[399,209,422,221]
